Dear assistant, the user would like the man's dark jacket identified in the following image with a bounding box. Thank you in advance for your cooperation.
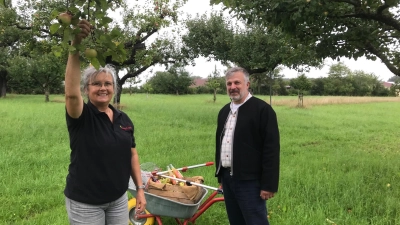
[215,96,280,192]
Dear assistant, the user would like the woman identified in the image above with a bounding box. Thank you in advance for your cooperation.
[64,19,146,224]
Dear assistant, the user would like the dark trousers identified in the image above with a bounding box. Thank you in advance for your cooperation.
[222,168,270,225]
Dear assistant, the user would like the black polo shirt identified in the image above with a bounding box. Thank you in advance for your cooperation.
[64,101,135,204]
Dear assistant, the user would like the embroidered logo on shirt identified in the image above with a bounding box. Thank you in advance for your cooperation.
[120,125,132,131]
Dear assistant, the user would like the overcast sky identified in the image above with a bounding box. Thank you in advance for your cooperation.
[123,0,395,82]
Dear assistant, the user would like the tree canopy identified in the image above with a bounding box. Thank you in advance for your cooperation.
[211,0,400,76]
[0,0,188,102]
[146,66,193,95]
[183,13,322,75]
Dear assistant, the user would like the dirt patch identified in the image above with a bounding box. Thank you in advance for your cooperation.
[50,98,65,103]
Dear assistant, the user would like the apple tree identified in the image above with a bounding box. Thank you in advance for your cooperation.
[290,74,312,94]
[182,13,322,79]
[0,0,75,100]
[2,0,188,103]
[146,66,193,95]
[250,68,285,95]
[47,0,188,105]
[206,65,222,103]
[211,0,400,76]
[0,0,34,97]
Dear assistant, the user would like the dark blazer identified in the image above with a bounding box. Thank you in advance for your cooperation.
[215,96,280,192]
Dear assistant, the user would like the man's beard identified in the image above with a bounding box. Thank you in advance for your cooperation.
[229,92,242,102]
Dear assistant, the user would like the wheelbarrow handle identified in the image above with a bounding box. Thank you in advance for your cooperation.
[158,174,222,193]
[151,162,214,176]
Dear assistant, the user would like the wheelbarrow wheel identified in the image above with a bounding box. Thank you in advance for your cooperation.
[128,198,155,225]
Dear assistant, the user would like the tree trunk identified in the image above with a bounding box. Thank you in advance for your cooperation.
[45,90,50,102]
[297,90,303,107]
[0,70,7,98]
[115,86,122,110]
[114,67,122,109]
[44,84,50,102]
[213,89,217,103]
[0,74,6,98]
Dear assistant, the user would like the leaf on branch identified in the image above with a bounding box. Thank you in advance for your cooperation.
[56,7,66,13]
[50,9,60,19]
[76,1,85,7]
[95,11,106,19]
[72,27,81,35]
[110,28,122,38]
[63,28,72,42]
[102,17,113,24]
[68,46,77,54]
[90,57,101,69]
[99,0,108,11]
[50,23,60,34]
[69,7,81,15]
[52,46,63,57]
[74,44,85,53]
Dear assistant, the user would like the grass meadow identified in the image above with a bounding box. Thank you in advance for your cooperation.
[1,94,400,225]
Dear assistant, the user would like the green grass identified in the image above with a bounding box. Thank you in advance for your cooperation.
[1,94,400,225]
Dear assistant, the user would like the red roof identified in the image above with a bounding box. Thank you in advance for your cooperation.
[382,82,393,88]
[190,78,207,87]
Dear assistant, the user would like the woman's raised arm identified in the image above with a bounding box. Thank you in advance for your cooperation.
[65,20,91,118]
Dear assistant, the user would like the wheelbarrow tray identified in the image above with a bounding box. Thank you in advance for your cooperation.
[128,183,208,219]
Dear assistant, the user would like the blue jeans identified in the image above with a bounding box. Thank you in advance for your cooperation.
[65,194,128,225]
[222,168,270,225]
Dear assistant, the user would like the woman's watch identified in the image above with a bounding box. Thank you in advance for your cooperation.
[137,185,145,189]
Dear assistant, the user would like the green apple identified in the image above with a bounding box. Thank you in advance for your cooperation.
[58,13,71,26]
[84,49,97,58]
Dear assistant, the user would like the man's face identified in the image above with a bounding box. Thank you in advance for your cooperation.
[226,71,250,104]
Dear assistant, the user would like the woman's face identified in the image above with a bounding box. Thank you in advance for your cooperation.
[86,72,114,105]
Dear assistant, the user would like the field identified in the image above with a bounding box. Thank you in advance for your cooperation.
[1,94,400,225]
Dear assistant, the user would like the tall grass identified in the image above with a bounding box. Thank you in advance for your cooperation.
[273,96,400,108]
[1,94,399,225]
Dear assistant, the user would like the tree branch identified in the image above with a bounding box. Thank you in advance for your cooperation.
[119,64,155,84]
[364,41,399,76]
[377,4,390,14]
[331,0,359,6]
[338,13,400,32]
[141,29,158,43]
[246,60,281,75]
[14,23,61,38]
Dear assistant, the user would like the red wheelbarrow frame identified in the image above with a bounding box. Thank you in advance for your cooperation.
[134,189,224,225]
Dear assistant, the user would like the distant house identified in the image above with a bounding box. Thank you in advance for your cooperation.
[382,81,394,89]
[382,81,400,96]
[190,78,208,88]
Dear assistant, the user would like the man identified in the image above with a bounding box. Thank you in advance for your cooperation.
[215,67,280,225]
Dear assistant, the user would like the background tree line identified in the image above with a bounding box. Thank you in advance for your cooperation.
[118,62,399,97]
[5,59,399,97]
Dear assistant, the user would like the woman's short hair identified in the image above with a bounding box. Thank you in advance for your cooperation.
[81,64,118,93]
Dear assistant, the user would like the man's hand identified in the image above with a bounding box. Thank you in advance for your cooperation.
[260,190,275,200]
